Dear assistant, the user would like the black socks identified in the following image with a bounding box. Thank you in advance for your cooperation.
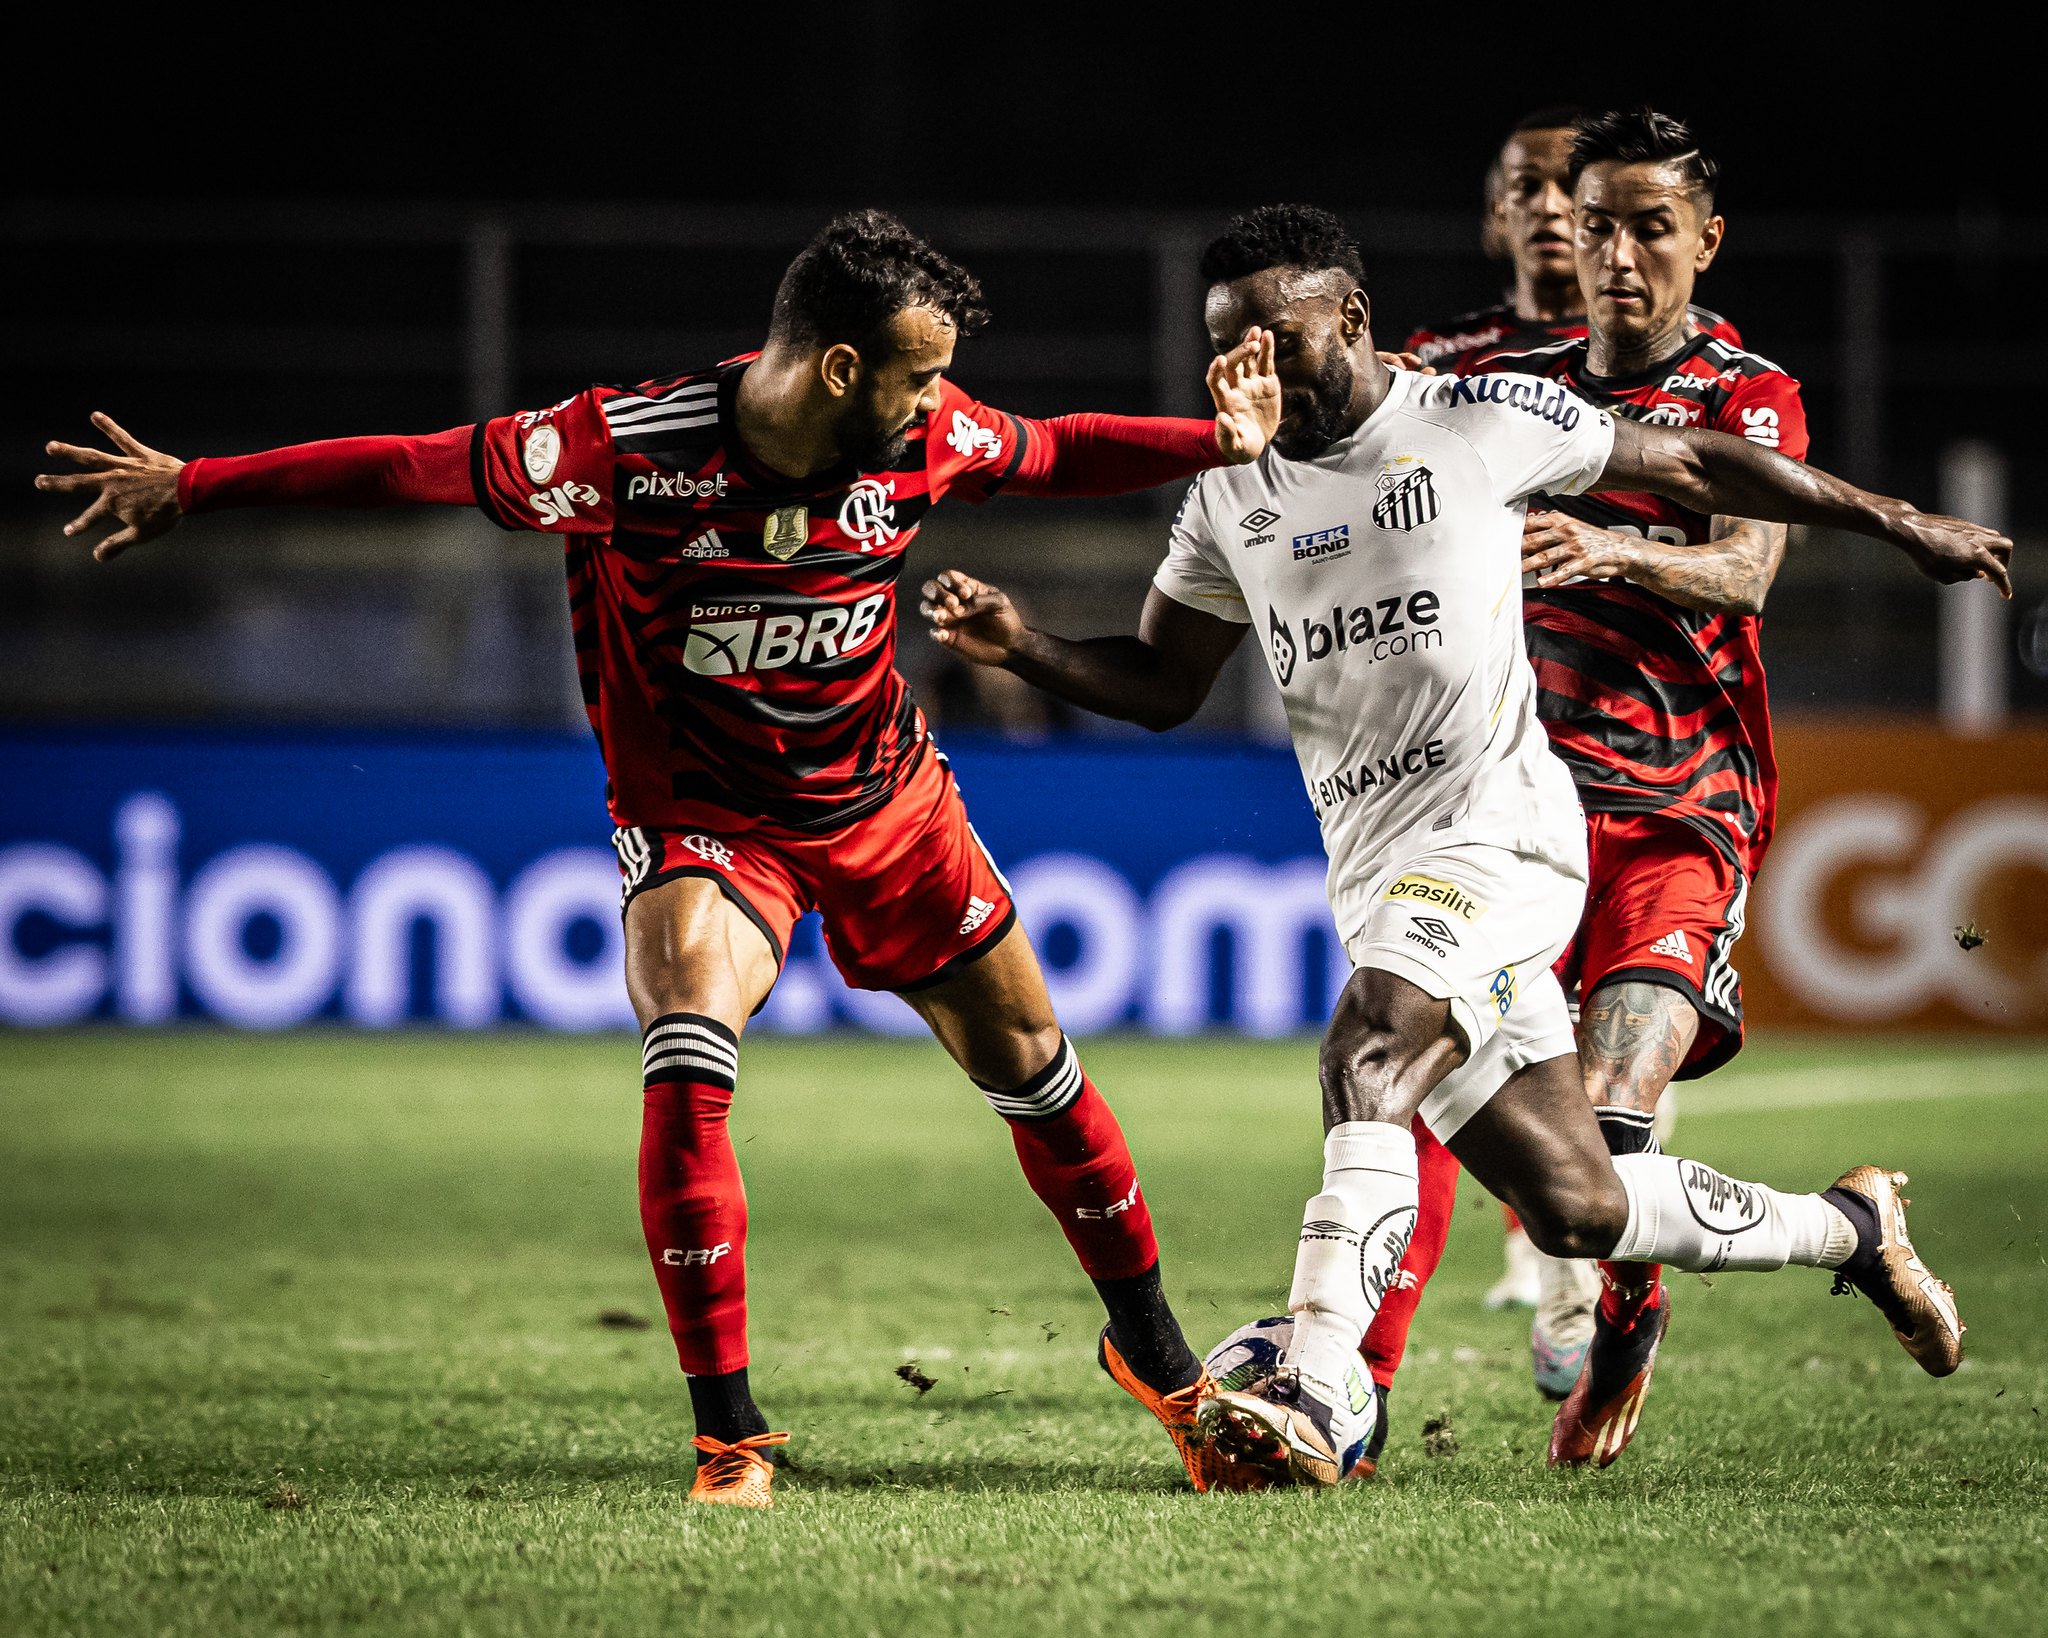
[1094,1262,1202,1393]
[688,1366,770,1457]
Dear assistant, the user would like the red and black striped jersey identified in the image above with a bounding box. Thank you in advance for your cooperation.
[1476,332,1809,874]
[471,357,1031,834]
[1405,300,1741,376]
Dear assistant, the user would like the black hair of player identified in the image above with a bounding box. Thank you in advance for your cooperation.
[770,210,991,360]
[1198,204,1366,290]
[1567,107,1719,213]
[1511,104,1587,137]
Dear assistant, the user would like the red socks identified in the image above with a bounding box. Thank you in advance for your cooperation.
[1359,1119,1461,1387]
[638,1013,749,1376]
[985,1036,1160,1281]
[1598,1261,1664,1327]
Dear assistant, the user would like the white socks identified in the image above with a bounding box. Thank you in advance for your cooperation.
[1610,1153,1857,1272]
[1288,1121,1418,1396]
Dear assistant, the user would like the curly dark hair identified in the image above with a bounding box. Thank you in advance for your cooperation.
[1568,107,1719,210]
[769,209,992,357]
[1198,204,1366,289]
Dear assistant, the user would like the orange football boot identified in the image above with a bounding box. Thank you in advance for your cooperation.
[688,1431,791,1507]
[1549,1284,1670,1468]
[1097,1325,1250,1492]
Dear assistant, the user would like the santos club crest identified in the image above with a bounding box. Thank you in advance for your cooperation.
[1372,461,1441,533]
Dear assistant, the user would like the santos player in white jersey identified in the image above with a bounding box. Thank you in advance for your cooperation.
[921,205,2010,1489]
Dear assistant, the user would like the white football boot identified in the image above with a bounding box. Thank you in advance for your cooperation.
[1530,1251,1601,1400]
[1484,1221,1542,1311]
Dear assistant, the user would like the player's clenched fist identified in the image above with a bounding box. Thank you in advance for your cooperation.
[920,570,1022,667]
[1207,328,1281,464]
[36,413,186,560]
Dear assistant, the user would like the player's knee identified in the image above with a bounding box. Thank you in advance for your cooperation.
[1516,1169,1628,1260]
[1317,1027,1408,1126]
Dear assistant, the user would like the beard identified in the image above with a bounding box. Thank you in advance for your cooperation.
[1271,347,1357,461]
[835,379,915,472]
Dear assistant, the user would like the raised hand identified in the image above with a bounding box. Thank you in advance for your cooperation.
[1886,508,2014,598]
[36,413,186,560]
[1207,328,1280,464]
[919,569,1025,668]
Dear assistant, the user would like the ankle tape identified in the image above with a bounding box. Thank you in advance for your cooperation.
[643,1012,739,1091]
[1596,1105,1660,1157]
[976,1035,1084,1121]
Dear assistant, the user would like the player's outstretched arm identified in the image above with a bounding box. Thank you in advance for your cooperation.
[1521,511,1786,615]
[38,415,477,562]
[1595,418,2013,597]
[920,570,1244,732]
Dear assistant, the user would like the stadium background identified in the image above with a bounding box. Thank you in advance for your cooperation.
[3,18,2043,1038]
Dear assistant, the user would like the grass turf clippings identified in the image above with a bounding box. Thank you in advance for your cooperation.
[1,1030,2044,1636]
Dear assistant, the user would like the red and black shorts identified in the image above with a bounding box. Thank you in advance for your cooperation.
[610,748,1016,995]
[1553,810,1750,1079]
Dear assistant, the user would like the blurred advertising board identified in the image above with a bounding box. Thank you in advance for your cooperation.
[0,729,1339,1035]
[7,725,2036,1037]
[1740,723,2048,1033]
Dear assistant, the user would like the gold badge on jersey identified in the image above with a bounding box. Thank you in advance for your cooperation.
[763,505,809,560]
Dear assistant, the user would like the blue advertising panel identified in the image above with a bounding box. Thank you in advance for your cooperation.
[0,728,1338,1035]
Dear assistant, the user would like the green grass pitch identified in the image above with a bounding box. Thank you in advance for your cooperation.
[2,1030,2045,1637]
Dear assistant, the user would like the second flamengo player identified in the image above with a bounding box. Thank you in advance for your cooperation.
[37,212,1282,1507]
[1367,108,1837,1468]
[922,204,2005,1492]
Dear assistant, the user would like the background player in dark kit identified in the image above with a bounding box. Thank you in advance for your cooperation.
[36,211,1283,1506]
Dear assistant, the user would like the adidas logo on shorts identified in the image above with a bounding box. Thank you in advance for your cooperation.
[959,895,996,936]
[1648,929,1693,961]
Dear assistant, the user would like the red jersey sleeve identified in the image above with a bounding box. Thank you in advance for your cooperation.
[469,389,617,532]
[1715,370,1808,464]
[921,382,1028,504]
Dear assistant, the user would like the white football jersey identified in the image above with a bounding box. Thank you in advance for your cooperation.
[1153,366,1616,945]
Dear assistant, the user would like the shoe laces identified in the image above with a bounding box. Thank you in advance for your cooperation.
[691,1430,790,1491]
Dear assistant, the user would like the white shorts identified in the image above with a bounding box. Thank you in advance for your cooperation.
[1342,840,1584,1144]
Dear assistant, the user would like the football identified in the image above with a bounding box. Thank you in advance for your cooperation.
[1202,1314,1380,1479]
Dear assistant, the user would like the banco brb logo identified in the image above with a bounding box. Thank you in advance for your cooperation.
[1761,796,2048,1023]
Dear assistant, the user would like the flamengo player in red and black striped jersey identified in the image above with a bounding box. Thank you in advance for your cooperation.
[1402,106,1742,376]
[1362,109,1939,1474]
[41,211,1284,1505]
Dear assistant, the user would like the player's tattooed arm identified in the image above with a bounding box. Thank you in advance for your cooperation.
[1577,980,1699,1112]
[1522,512,1787,615]
[1597,418,2013,598]
[36,413,186,560]
[920,571,1245,732]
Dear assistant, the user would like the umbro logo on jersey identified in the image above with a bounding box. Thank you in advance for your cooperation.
[1411,915,1460,946]
[945,410,1004,462]
[838,477,900,550]
[958,895,996,936]
[529,482,602,526]
[1649,929,1693,960]
[1240,505,1281,547]
[1372,465,1441,532]
[681,595,889,678]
